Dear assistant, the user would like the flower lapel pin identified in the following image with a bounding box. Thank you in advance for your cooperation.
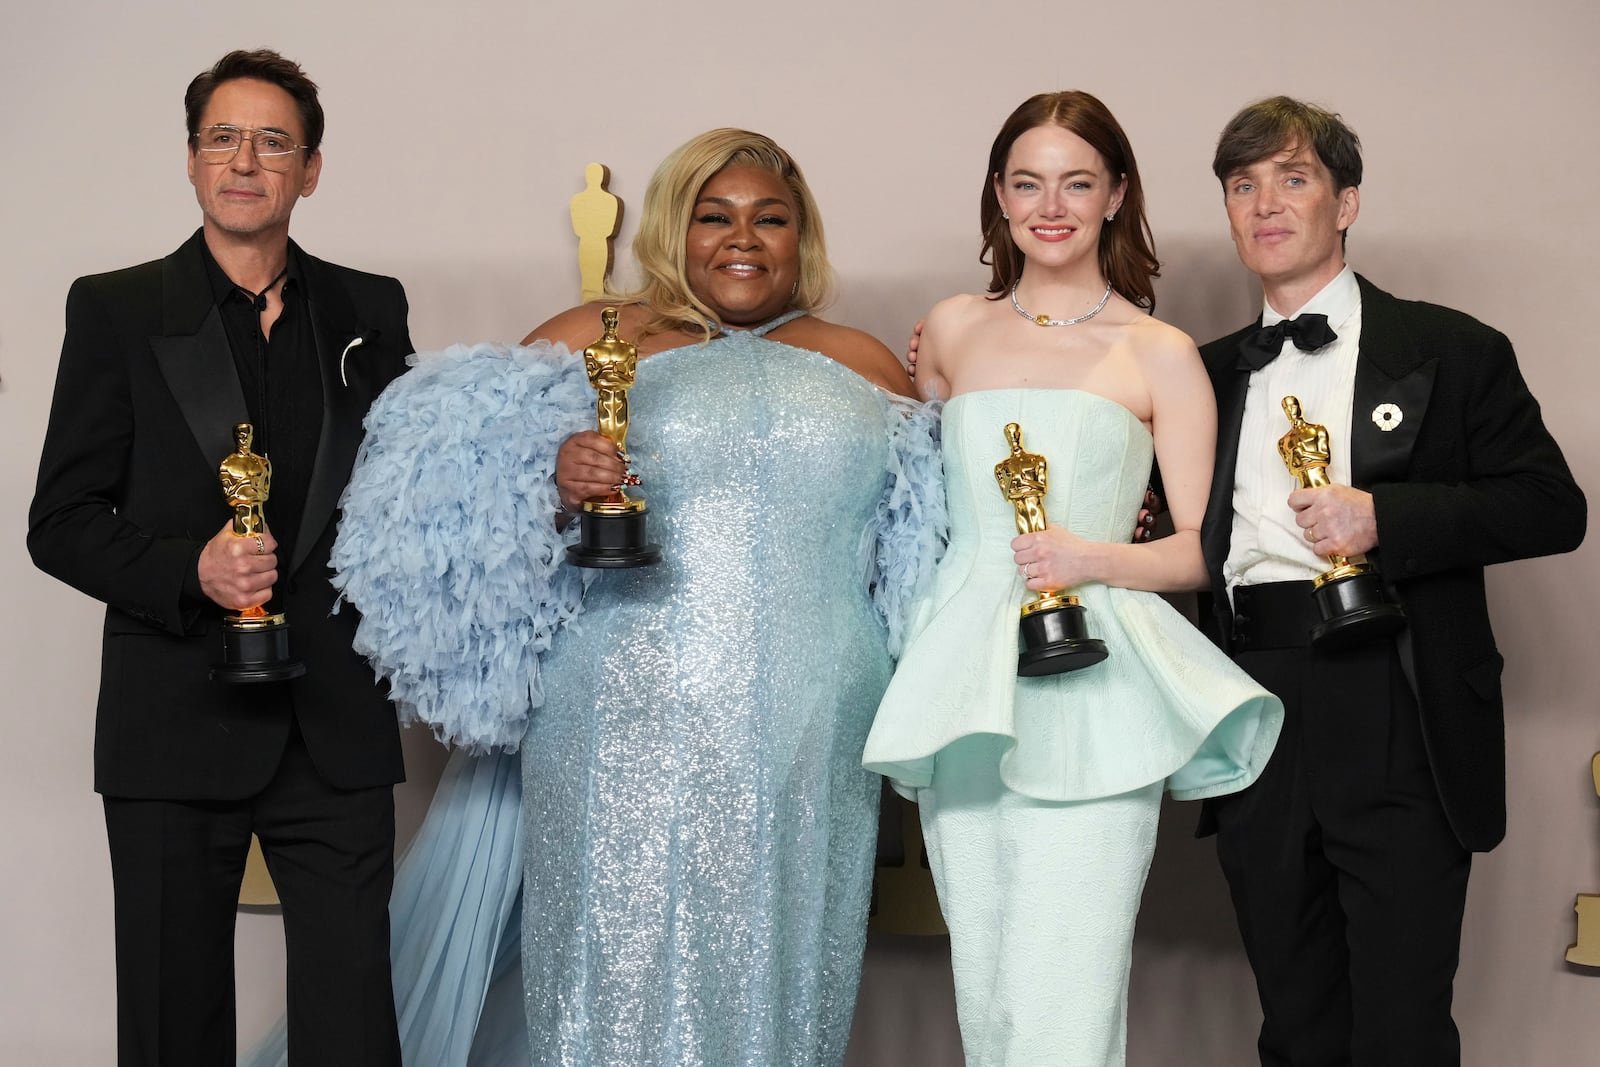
[339,331,379,387]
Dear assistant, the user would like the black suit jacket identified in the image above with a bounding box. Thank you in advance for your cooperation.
[1199,274,1584,852]
[29,230,413,800]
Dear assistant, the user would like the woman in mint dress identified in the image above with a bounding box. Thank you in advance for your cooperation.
[864,92,1283,1067]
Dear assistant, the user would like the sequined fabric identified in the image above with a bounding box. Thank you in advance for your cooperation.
[523,328,895,1066]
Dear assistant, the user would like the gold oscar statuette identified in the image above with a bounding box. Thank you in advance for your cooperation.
[571,163,621,305]
[1278,395,1405,648]
[566,307,661,568]
[995,422,1107,676]
[210,423,305,683]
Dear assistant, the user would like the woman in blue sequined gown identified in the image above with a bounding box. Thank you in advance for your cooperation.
[863,93,1282,1067]
[325,129,941,1067]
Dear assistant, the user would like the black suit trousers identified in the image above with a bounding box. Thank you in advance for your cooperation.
[103,721,400,1067]
[1208,640,1471,1067]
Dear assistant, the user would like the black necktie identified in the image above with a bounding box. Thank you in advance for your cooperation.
[1235,313,1337,371]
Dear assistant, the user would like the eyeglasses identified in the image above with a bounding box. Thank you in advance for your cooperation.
[192,125,310,170]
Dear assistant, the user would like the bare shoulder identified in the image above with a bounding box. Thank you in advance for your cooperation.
[522,301,650,349]
[777,317,914,397]
[924,292,993,338]
[913,293,999,399]
[1126,315,1214,420]
[1126,314,1202,371]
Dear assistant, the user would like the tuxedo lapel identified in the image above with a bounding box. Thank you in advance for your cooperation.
[1348,276,1431,701]
[1350,275,1435,488]
[151,236,248,472]
[1202,325,1256,592]
[293,247,370,577]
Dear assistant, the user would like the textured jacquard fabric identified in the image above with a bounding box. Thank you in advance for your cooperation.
[863,388,1282,1067]
[920,736,1162,1067]
[864,388,1282,803]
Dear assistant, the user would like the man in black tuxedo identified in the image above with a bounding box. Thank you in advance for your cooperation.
[1197,96,1585,1065]
[28,50,411,1065]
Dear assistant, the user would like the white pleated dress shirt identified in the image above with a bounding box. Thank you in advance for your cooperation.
[1225,266,1363,600]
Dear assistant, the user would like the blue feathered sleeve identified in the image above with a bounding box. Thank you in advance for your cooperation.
[331,340,595,751]
[863,395,947,657]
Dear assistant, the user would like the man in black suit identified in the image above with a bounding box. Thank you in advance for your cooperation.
[1197,96,1585,1066]
[28,49,411,1065]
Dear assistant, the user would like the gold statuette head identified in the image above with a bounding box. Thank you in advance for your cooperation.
[582,309,643,505]
[218,422,272,537]
[1277,395,1333,490]
[994,422,1050,537]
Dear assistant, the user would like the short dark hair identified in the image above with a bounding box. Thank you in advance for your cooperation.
[1212,96,1362,193]
[184,49,323,154]
[979,91,1161,311]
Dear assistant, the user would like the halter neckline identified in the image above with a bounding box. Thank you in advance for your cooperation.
[708,308,808,338]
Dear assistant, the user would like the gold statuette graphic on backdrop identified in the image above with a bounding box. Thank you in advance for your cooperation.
[995,422,1107,676]
[210,423,306,683]
[1278,395,1405,649]
[1566,753,1600,968]
[566,307,662,568]
[571,163,621,304]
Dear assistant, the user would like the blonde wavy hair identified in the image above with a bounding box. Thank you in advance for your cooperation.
[608,128,835,339]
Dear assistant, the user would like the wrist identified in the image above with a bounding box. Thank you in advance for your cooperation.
[1089,541,1117,586]
[182,545,207,603]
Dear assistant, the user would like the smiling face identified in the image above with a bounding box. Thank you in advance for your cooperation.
[683,165,801,327]
[1223,144,1357,309]
[993,124,1125,274]
[186,77,320,244]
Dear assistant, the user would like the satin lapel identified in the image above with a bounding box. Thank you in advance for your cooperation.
[1201,329,1254,592]
[1350,276,1428,699]
[292,248,366,576]
[1350,276,1436,489]
[151,238,248,471]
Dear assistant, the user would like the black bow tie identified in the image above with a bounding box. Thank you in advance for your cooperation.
[1236,313,1337,371]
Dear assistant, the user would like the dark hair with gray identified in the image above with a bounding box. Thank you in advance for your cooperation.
[1212,96,1362,193]
[184,49,323,154]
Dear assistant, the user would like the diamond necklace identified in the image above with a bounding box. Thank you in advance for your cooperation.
[1010,280,1113,327]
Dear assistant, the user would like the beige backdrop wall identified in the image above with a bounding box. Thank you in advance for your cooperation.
[3,2,1596,1064]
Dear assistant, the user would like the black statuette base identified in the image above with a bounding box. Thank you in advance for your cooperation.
[1017,601,1109,677]
[1309,571,1407,651]
[567,507,662,569]
[211,616,307,684]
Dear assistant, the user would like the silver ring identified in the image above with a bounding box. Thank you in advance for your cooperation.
[1023,562,1034,580]
[254,534,266,555]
